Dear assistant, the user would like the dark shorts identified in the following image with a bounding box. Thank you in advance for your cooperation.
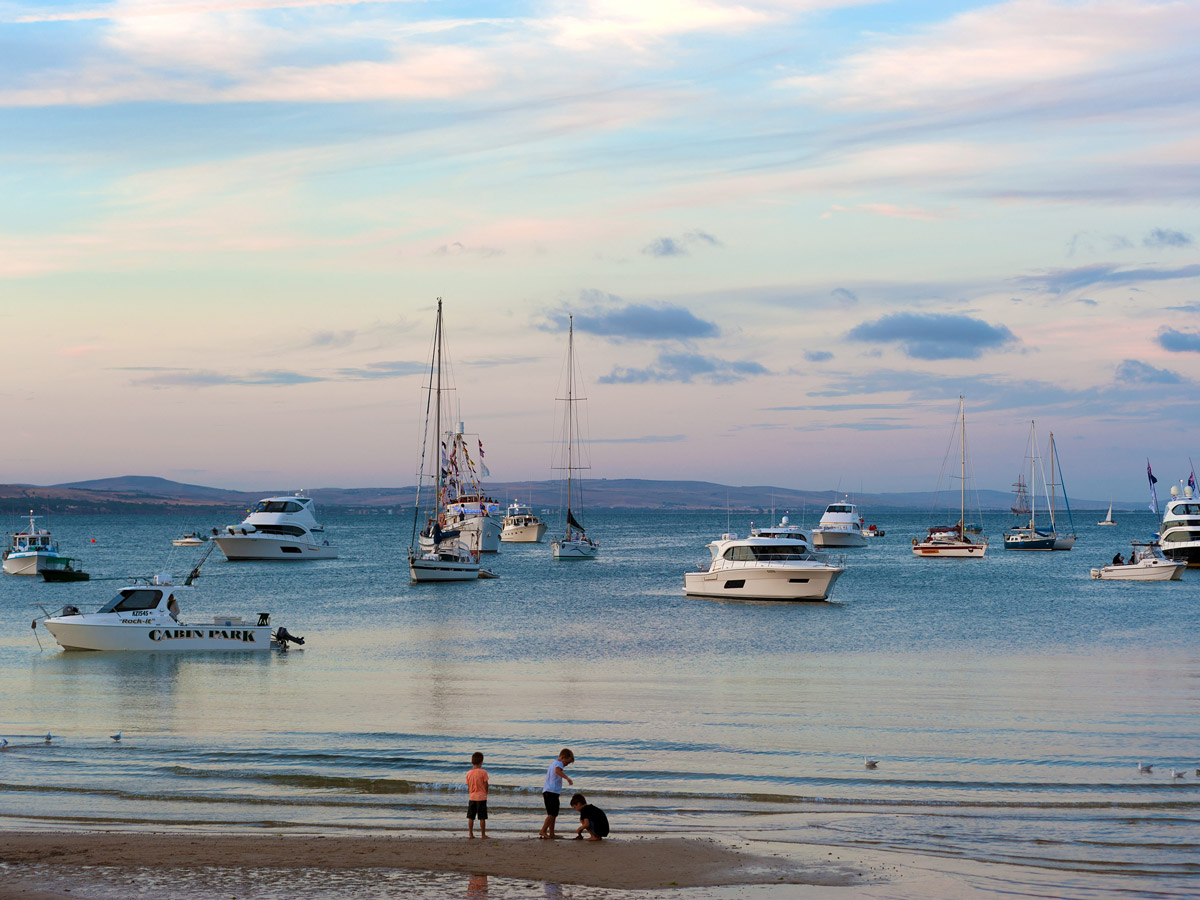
[542,791,560,816]
[467,800,488,820]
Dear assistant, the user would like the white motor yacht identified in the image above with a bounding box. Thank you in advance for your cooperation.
[442,492,502,553]
[213,495,336,561]
[811,501,868,548]
[1090,542,1184,581]
[1159,483,1200,567]
[3,513,68,576]
[172,532,209,547]
[500,501,547,542]
[37,555,304,652]
[685,525,843,601]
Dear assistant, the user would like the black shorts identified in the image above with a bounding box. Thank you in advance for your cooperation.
[542,791,560,816]
[467,799,488,820]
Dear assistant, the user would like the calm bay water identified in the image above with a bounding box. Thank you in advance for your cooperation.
[1,508,1197,898]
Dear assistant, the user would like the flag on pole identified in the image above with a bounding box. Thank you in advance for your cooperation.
[1147,460,1159,516]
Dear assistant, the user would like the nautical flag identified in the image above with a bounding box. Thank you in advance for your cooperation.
[1147,460,1159,515]
[478,439,490,477]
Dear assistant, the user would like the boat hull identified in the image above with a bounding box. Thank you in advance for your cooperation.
[1090,561,1184,581]
[409,555,480,582]
[552,539,598,559]
[500,522,547,543]
[453,516,502,553]
[811,529,868,548]
[1158,539,1200,567]
[684,566,842,601]
[2,551,65,575]
[913,540,987,558]
[44,619,274,652]
[213,535,337,561]
[1003,535,1057,551]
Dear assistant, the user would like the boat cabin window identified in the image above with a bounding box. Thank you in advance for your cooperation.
[827,505,853,513]
[254,524,308,537]
[99,589,163,613]
[724,544,809,561]
[253,500,307,514]
[1172,504,1200,516]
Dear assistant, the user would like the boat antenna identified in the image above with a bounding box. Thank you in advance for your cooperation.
[184,542,217,586]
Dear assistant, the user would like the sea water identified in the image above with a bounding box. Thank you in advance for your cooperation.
[0,509,1197,898]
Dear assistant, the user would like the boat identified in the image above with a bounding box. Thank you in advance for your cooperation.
[37,547,304,652]
[431,428,502,553]
[864,524,885,538]
[408,299,481,583]
[810,499,868,548]
[1097,498,1116,526]
[40,558,90,582]
[1090,542,1184,581]
[684,527,844,601]
[3,512,68,576]
[551,315,599,560]
[500,501,547,542]
[172,532,209,546]
[1002,423,1076,551]
[912,397,988,558]
[1048,433,1078,550]
[212,495,336,561]
[1159,482,1200,566]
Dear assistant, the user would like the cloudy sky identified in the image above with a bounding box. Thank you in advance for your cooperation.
[2,0,1198,498]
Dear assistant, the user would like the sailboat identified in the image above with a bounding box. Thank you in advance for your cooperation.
[1003,424,1076,550]
[1048,432,1077,549]
[551,315,599,560]
[408,299,481,582]
[912,397,988,557]
[1098,497,1117,526]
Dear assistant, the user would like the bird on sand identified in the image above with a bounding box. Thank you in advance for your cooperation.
[865,758,879,769]
[1137,762,1153,773]
[110,731,122,742]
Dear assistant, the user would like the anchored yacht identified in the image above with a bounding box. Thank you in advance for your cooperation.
[684,525,843,601]
[500,501,547,542]
[811,501,868,548]
[1159,483,1200,567]
[213,495,337,561]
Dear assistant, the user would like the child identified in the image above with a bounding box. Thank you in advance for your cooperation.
[466,751,489,838]
[570,793,609,841]
[538,748,575,838]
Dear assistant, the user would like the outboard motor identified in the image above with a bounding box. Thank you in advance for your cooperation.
[272,627,305,651]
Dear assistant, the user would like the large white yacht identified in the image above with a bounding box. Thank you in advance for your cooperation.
[684,527,844,601]
[3,513,68,576]
[500,501,547,542]
[442,492,502,553]
[811,501,868,548]
[1159,483,1200,567]
[213,494,337,561]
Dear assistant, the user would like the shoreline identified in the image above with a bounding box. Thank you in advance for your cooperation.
[0,831,869,896]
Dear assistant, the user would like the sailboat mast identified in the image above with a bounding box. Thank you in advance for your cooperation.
[434,298,444,510]
[1048,432,1058,527]
[566,315,574,524]
[960,398,965,532]
[1029,421,1037,532]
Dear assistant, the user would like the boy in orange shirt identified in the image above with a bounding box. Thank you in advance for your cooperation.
[466,751,489,838]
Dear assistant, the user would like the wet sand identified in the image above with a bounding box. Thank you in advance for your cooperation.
[0,831,864,896]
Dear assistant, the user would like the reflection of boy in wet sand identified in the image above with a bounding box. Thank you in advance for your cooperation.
[538,748,574,839]
[570,793,609,841]
[466,751,489,838]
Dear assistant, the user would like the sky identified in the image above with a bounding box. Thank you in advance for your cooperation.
[1,0,1199,499]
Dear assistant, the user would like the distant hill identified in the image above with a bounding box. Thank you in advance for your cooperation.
[0,475,1139,515]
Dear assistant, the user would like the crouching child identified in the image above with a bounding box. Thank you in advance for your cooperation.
[570,793,609,841]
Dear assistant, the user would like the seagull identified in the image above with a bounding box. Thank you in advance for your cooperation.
[0,738,8,750]
[1170,769,1185,779]
[110,731,122,742]
[864,758,879,769]
[1137,762,1153,773]
[44,732,52,744]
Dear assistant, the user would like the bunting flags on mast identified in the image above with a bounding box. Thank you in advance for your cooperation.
[1147,460,1159,516]
[478,439,490,477]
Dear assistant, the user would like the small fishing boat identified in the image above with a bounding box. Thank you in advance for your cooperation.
[3,512,68,576]
[864,524,885,538]
[40,558,90,582]
[37,548,304,651]
[1090,543,1184,581]
[172,532,209,546]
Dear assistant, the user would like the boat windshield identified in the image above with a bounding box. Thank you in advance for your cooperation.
[1169,503,1200,516]
[826,505,854,513]
[253,500,306,514]
[98,589,164,613]
[724,544,810,561]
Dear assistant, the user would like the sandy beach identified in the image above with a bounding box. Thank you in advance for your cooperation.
[0,831,872,898]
